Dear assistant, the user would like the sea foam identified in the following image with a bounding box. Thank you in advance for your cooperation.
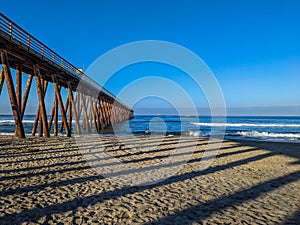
[236,131,300,139]
[190,122,300,128]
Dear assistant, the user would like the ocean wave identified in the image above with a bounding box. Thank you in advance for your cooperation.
[236,131,300,139]
[0,132,14,135]
[0,120,36,123]
[190,122,300,128]
[0,120,78,124]
[0,132,69,136]
[0,132,34,136]
[188,131,203,137]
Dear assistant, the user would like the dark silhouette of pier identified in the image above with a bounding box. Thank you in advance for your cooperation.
[0,13,133,138]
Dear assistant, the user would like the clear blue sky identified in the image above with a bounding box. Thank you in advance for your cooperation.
[1,0,299,115]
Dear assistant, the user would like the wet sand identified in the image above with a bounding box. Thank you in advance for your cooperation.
[0,135,299,224]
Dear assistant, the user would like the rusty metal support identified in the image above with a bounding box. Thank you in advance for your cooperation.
[81,94,90,133]
[48,98,56,132]
[38,110,43,137]
[95,100,101,132]
[101,98,107,128]
[69,90,81,135]
[60,95,69,133]
[89,97,97,132]
[20,74,33,118]
[89,107,93,128]
[31,109,39,136]
[0,50,25,138]
[53,77,70,137]
[48,83,59,134]
[79,93,85,129]
[85,97,91,128]
[38,79,44,137]
[88,96,94,129]
[32,75,48,136]
[98,99,104,130]
[103,98,110,128]
[54,94,58,136]
[34,65,49,137]
[107,99,112,126]
[76,93,80,119]
[0,69,4,94]
[16,64,22,110]
[68,87,72,134]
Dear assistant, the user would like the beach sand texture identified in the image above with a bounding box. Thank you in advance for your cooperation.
[0,135,299,224]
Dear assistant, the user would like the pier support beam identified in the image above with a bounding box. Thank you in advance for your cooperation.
[60,95,69,133]
[69,88,81,135]
[0,50,25,138]
[54,95,58,136]
[0,69,4,94]
[98,99,104,131]
[68,87,72,135]
[16,64,22,110]
[53,77,71,137]
[81,94,91,133]
[20,75,33,119]
[34,65,49,137]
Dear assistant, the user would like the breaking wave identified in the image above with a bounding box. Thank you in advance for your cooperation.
[190,122,300,128]
[236,131,300,139]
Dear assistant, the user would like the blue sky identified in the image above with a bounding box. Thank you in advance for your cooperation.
[1,0,300,115]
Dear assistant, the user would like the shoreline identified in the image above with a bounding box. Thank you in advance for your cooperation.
[1,115,300,143]
[0,135,299,224]
[1,132,300,144]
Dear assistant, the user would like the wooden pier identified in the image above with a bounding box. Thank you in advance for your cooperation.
[0,13,133,138]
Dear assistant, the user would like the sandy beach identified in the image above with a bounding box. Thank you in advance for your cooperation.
[0,135,299,224]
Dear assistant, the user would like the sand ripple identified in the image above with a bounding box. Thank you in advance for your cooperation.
[0,136,299,224]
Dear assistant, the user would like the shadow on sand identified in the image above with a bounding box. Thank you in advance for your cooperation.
[0,136,299,224]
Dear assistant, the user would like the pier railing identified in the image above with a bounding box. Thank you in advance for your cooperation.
[0,13,129,109]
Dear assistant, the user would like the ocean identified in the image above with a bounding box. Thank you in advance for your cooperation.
[0,115,299,143]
